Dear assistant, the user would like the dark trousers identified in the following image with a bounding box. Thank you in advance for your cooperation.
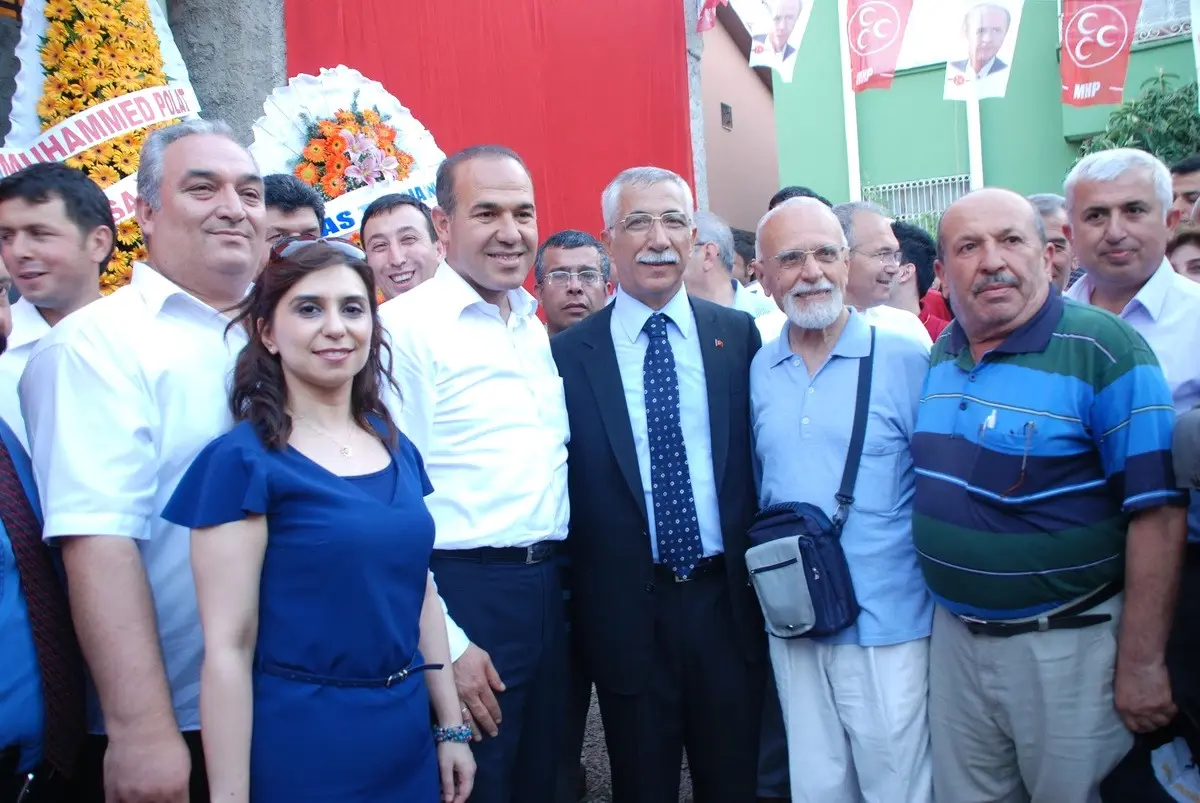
[76,730,207,803]
[557,554,595,803]
[431,551,567,803]
[757,670,790,798]
[1167,543,1200,711]
[596,567,764,803]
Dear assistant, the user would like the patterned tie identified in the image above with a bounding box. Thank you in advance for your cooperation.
[643,312,704,579]
[0,437,85,777]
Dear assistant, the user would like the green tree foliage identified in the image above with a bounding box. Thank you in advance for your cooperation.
[1079,73,1200,165]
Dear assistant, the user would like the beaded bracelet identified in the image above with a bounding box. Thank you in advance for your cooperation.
[434,724,472,744]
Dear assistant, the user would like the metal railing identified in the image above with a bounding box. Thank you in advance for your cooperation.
[862,175,971,222]
[1057,0,1191,45]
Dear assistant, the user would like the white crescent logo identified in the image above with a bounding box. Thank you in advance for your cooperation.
[1065,4,1130,68]
[849,1,901,57]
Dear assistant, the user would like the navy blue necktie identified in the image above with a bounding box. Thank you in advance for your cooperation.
[643,312,703,579]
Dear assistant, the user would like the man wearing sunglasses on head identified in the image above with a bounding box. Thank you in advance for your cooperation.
[533,230,612,338]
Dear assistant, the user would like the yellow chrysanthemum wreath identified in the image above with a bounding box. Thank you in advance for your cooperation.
[38,0,171,293]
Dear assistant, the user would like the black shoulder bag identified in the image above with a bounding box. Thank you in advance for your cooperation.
[744,328,876,639]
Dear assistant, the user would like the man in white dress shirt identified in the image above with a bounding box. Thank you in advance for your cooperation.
[0,163,111,448]
[684,210,776,318]
[1063,148,1200,711]
[19,119,265,803]
[380,145,570,803]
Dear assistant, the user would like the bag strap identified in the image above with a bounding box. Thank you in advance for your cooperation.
[832,327,876,530]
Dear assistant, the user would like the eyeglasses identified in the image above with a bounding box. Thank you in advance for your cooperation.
[851,248,905,266]
[269,234,366,263]
[544,269,605,288]
[764,245,845,269]
[617,212,692,234]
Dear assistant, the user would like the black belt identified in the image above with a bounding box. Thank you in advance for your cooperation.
[432,541,559,565]
[257,656,441,688]
[958,582,1122,638]
[654,554,725,583]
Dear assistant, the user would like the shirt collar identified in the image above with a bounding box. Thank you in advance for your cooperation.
[7,296,52,351]
[436,260,539,321]
[946,289,1063,356]
[612,284,694,344]
[131,261,247,320]
[1066,258,1174,322]
[768,308,870,367]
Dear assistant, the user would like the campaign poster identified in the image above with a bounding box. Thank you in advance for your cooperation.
[943,0,1027,101]
[730,0,816,83]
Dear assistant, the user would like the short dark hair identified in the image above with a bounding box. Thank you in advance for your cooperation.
[360,193,436,243]
[0,162,116,270]
[534,229,610,284]
[732,228,755,266]
[263,174,325,222]
[1170,155,1200,177]
[1168,229,1200,258]
[892,221,937,298]
[435,145,528,216]
[769,185,832,211]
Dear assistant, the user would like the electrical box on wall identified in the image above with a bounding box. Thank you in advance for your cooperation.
[720,102,732,131]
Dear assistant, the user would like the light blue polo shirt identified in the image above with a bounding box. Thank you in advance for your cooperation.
[751,309,933,646]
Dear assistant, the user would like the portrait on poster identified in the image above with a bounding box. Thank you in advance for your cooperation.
[732,0,815,83]
[943,0,1026,100]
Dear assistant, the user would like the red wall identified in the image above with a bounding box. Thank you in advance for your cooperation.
[283,0,696,244]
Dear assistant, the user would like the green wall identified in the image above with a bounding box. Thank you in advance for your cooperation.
[776,5,1195,201]
[774,0,850,203]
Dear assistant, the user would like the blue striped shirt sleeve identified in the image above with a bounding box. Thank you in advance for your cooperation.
[1090,347,1183,512]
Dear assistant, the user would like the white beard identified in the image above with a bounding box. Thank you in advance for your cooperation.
[783,281,844,330]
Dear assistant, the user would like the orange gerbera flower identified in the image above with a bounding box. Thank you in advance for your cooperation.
[89,163,120,187]
[374,124,395,144]
[66,39,97,64]
[362,109,381,126]
[44,0,75,20]
[112,151,138,174]
[41,39,67,71]
[321,173,346,198]
[44,74,72,98]
[73,17,104,44]
[302,140,326,162]
[46,21,71,45]
[318,120,340,138]
[120,132,141,151]
[36,96,58,123]
[94,141,119,164]
[116,219,142,246]
[324,134,347,155]
[294,162,320,185]
[94,5,121,29]
[335,109,354,124]
[325,154,349,176]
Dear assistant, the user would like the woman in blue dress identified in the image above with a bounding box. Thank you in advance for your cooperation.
[163,240,474,802]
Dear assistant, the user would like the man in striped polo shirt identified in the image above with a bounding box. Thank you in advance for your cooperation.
[914,188,1187,803]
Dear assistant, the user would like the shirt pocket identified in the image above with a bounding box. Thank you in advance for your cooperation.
[851,446,904,515]
[967,424,1040,506]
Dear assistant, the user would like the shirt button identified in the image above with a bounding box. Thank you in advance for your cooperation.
[968,374,977,382]
[792,359,801,368]
[959,401,967,411]
[808,387,815,394]
[644,582,655,593]
[802,417,810,425]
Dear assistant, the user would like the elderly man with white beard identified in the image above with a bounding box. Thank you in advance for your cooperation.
[749,197,934,803]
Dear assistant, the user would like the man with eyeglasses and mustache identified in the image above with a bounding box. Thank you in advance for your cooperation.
[551,166,765,802]
[534,230,612,338]
[916,188,1184,802]
[751,197,933,802]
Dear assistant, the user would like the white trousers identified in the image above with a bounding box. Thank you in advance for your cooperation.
[769,636,933,803]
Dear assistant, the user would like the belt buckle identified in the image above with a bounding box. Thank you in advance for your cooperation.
[525,545,538,565]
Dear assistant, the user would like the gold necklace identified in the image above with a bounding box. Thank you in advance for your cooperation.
[291,413,355,457]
